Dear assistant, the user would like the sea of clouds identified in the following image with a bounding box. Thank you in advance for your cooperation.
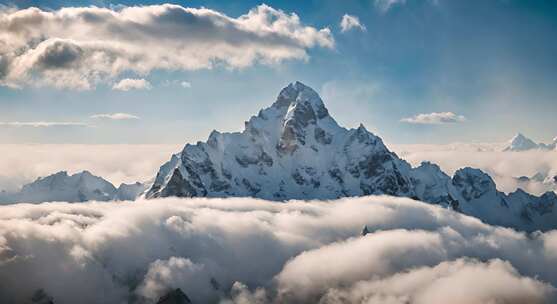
[1,196,557,303]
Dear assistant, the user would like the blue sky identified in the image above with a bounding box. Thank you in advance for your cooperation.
[0,0,556,144]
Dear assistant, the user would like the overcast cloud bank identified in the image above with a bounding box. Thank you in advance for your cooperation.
[0,196,556,303]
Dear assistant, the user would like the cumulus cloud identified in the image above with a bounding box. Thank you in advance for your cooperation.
[401,112,466,125]
[314,259,552,304]
[0,196,556,303]
[0,144,181,191]
[90,113,140,120]
[0,4,334,89]
[0,121,87,127]
[112,78,152,91]
[375,0,407,12]
[340,14,366,33]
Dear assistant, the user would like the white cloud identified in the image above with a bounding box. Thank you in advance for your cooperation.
[313,259,552,304]
[137,257,212,302]
[0,121,87,127]
[340,14,366,33]
[112,78,151,91]
[180,81,191,88]
[375,0,407,12]
[90,113,140,120]
[0,196,557,303]
[401,112,466,124]
[0,4,334,89]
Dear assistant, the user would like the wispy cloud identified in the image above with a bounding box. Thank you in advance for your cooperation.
[401,112,466,124]
[0,121,87,127]
[374,0,407,12]
[0,4,334,89]
[161,80,192,88]
[112,78,151,91]
[90,113,140,120]
[340,14,366,33]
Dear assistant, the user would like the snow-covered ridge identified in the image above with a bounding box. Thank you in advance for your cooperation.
[503,133,556,151]
[147,81,557,232]
[0,171,145,203]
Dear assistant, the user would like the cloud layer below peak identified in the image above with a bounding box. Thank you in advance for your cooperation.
[0,196,556,303]
[0,4,334,89]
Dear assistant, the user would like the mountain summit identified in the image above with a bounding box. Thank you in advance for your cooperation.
[147,81,557,231]
[503,133,556,151]
[147,81,413,200]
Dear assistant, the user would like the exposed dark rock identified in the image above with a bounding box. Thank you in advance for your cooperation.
[30,289,54,304]
[156,288,192,304]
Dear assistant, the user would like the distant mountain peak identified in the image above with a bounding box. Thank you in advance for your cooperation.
[503,133,555,151]
[504,133,539,151]
[0,170,145,204]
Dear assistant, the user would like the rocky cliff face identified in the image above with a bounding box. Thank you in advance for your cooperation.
[147,81,557,232]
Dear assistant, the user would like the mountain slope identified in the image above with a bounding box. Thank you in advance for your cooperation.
[147,81,557,231]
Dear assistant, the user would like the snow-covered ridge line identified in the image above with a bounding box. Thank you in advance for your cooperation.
[147,81,557,232]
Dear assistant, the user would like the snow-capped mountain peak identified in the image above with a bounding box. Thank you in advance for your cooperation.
[504,133,539,151]
[147,81,409,200]
[147,81,557,232]
[503,133,556,151]
[16,170,117,203]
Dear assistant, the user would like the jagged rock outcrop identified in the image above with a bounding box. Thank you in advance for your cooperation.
[156,288,192,304]
[147,81,557,232]
[114,182,147,201]
[30,289,54,304]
